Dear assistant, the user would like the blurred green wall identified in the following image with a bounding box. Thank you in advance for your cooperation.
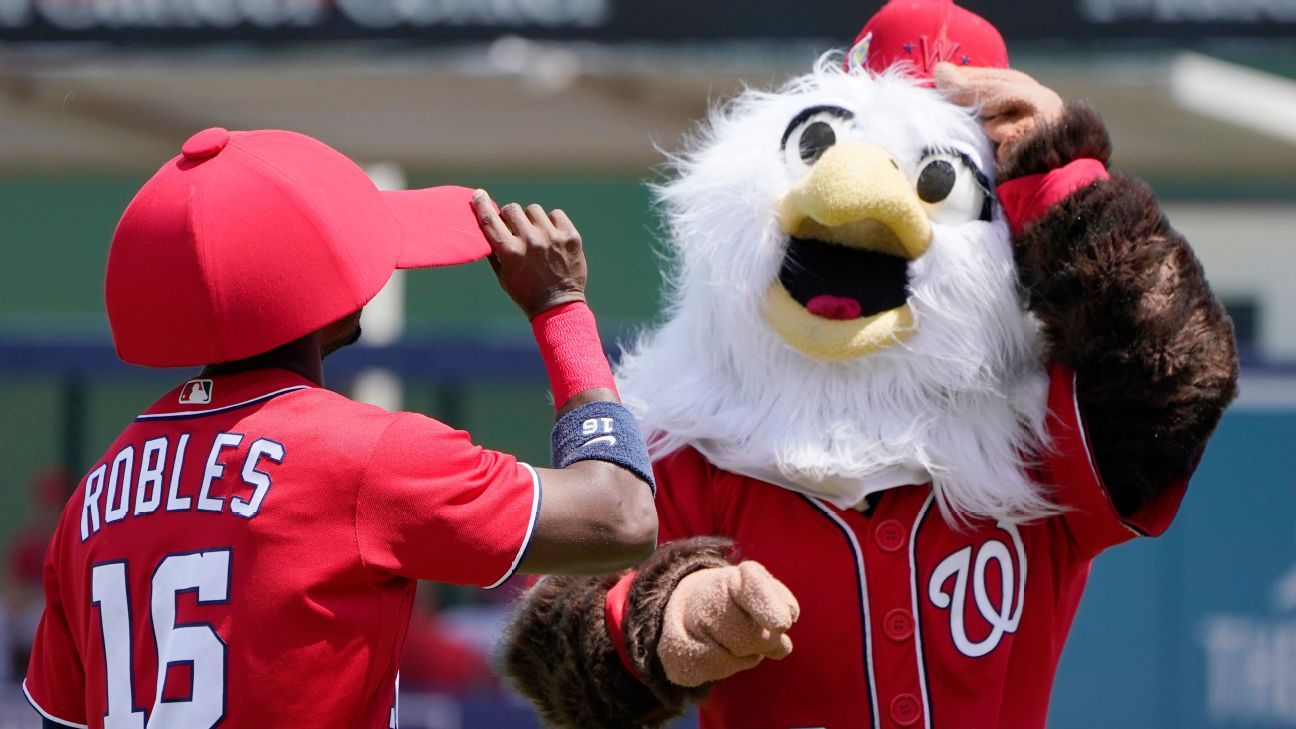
[0,173,668,543]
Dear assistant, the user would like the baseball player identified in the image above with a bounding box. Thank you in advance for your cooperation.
[23,127,658,728]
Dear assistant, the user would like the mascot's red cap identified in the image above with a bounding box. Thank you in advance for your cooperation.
[848,0,1008,80]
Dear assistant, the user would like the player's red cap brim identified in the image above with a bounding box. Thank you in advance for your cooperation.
[385,186,493,269]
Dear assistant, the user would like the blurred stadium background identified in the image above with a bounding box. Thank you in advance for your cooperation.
[2,1,1296,727]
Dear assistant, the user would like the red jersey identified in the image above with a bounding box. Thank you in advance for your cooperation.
[24,369,541,729]
[652,366,1186,729]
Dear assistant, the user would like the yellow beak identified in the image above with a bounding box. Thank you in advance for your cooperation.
[779,141,932,260]
[765,141,932,362]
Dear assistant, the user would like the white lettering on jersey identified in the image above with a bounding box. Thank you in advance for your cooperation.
[928,522,1027,658]
[165,434,192,512]
[135,437,167,515]
[197,433,243,512]
[80,464,108,541]
[104,446,135,525]
[79,432,283,539]
[230,439,285,519]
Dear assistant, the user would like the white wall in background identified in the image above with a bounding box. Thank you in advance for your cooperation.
[1166,203,1296,361]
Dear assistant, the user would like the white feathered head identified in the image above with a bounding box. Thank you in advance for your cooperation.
[617,4,1058,525]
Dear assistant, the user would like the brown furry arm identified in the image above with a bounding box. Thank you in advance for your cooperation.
[503,537,733,728]
[1000,103,1239,517]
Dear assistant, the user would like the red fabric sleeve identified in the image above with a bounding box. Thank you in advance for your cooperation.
[355,414,541,588]
[24,524,89,729]
[1043,364,1188,559]
[998,159,1110,235]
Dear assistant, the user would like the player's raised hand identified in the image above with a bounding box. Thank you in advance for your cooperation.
[470,190,588,320]
[934,62,1064,164]
[657,561,800,688]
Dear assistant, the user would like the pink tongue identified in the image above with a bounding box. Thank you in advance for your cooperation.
[806,295,863,321]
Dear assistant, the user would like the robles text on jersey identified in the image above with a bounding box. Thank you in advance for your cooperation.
[80,432,285,541]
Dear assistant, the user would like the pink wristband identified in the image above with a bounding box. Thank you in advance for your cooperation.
[531,301,618,412]
[997,158,1111,235]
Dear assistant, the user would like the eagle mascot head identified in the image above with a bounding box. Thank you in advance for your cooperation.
[617,0,1058,525]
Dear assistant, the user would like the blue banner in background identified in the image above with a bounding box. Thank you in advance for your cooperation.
[1051,408,1296,728]
[0,0,1293,45]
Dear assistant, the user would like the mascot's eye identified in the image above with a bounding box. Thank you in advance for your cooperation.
[917,160,957,203]
[782,106,854,172]
[798,122,836,164]
[915,152,992,225]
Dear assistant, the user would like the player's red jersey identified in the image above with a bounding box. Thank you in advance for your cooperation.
[651,365,1188,729]
[24,368,541,729]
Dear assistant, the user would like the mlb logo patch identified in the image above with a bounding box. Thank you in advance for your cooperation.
[179,379,213,405]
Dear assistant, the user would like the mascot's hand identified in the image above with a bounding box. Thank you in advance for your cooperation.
[934,62,1064,164]
[656,561,800,688]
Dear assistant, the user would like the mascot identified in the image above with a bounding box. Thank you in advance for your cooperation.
[505,2,1239,727]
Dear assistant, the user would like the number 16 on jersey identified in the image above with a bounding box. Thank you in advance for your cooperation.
[92,549,231,729]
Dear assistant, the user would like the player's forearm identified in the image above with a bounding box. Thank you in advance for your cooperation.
[998,103,1239,514]
[520,460,657,575]
[516,410,658,575]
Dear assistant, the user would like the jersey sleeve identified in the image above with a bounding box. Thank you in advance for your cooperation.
[355,413,541,588]
[24,522,89,729]
[1042,363,1189,559]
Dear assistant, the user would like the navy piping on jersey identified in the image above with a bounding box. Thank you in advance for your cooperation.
[909,493,936,729]
[485,463,543,590]
[801,495,882,729]
[134,386,309,422]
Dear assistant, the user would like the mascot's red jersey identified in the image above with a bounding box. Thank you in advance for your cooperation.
[24,370,541,729]
[652,366,1184,729]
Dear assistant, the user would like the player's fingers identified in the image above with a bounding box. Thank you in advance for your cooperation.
[471,190,521,257]
[498,202,538,243]
[729,561,798,633]
[548,208,577,235]
[524,204,559,235]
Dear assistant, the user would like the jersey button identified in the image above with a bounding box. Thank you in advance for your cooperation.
[884,608,914,641]
[890,693,923,726]
[875,519,906,553]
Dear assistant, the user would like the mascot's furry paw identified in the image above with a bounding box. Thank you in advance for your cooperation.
[658,561,800,687]
[934,62,1064,163]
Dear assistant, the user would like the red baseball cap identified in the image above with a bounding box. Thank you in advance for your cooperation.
[106,127,492,367]
[849,0,1009,80]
